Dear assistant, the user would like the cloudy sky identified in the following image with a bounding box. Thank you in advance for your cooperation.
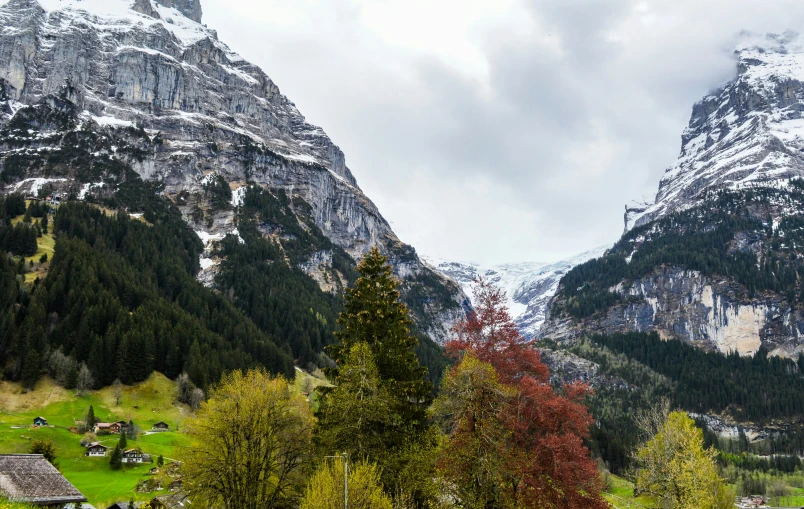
[202,0,804,265]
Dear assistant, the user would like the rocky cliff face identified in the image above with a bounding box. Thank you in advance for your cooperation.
[626,31,804,231]
[427,245,608,338]
[542,266,803,357]
[544,32,804,358]
[0,0,465,342]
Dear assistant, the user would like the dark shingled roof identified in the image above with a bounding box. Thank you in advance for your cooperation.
[0,454,87,504]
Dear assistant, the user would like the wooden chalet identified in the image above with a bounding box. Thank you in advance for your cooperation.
[84,443,108,457]
[94,422,122,434]
[33,416,48,427]
[149,492,189,509]
[122,449,147,464]
[0,454,87,507]
[151,422,169,432]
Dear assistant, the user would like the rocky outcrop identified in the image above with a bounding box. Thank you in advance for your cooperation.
[544,32,804,358]
[155,0,202,22]
[0,0,466,343]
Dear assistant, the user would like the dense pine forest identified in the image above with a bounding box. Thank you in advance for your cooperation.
[7,190,296,389]
[590,332,804,422]
[0,174,449,391]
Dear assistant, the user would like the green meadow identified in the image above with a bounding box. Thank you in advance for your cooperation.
[0,368,328,508]
[0,373,190,508]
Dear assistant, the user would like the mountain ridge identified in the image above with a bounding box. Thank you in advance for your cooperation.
[626,30,804,231]
[0,0,467,344]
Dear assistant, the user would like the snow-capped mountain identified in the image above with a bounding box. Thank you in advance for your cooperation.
[426,246,609,338]
[626,31,804,231]
[0,0,466,342]
[544,31,804,358]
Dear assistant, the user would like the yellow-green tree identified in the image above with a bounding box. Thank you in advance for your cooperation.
[180,369,314,509]
[431,353,515,508]
[636,411,732,509]
[299,459,392,509]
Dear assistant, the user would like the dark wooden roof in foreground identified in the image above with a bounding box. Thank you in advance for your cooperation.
[0,454,87,504]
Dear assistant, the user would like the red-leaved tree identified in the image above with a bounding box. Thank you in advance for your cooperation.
[442,278,608,509]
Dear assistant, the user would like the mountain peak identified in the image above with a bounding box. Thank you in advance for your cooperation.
[625,30,804,231]
[734,30,804,85]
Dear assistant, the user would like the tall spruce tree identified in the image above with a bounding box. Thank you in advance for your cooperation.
[110,443,122,470]
[321,247,440,505]
[328,246,432,422]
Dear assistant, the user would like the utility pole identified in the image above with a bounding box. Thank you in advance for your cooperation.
[342,452,348,509]
[325,452,349,509]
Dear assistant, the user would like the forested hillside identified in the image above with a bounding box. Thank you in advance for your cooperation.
[552,331,804,476]
[0,178,449,391]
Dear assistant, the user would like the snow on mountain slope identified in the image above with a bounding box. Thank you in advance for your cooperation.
[426,245,609,338]
[626,31,804,231]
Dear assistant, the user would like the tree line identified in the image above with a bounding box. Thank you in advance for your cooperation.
[5,185,297,389]
[588,332,804,423]
[179,249,611,509]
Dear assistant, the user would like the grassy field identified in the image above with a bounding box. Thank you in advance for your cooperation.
[0,374,191,508]
[604,475,655,508]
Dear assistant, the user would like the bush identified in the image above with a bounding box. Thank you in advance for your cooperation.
[29,439,57,466]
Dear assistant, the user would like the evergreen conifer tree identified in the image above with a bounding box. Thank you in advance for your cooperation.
[316,342,394,462]
[110,443,122,470]
[86,405,96,429]
[21,348,40,390]
[119,430,127,450]
[321,247,439,504]
[328,246,432,422]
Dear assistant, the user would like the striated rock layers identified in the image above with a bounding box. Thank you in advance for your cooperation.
[542,267,801,357]
[0,0,466,342]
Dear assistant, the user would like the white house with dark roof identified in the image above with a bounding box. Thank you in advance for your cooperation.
[84,443,108,457]
[0,454,87,507]
[121,449,147,464]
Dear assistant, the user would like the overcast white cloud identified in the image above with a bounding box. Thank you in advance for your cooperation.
[202,0,804,264]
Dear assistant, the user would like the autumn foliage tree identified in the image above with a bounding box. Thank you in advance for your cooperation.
[440,278,607,509]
